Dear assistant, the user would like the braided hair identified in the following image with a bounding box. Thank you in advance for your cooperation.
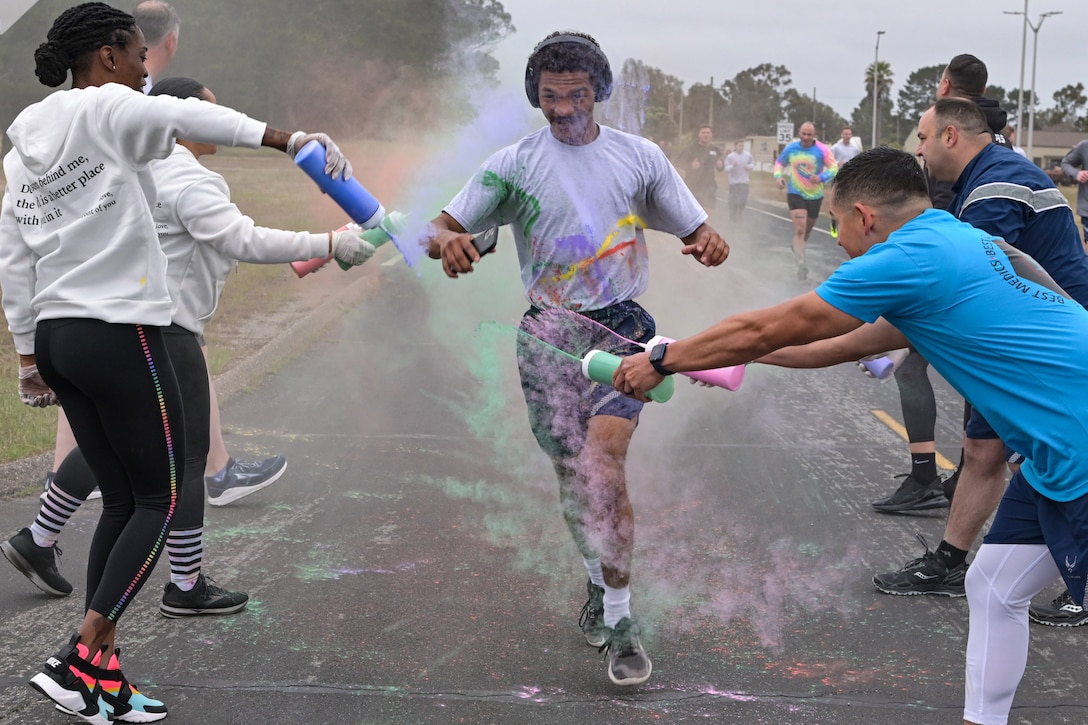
[34,2,138,87]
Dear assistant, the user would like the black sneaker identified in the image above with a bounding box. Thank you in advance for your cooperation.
[29,634,110,725]
[599,617,652,686]
[872,534,967,597]
[159,573,249,618]
[578,581,608,647]
[206,455,287,506]
[1028,590,1088,627]
[2,527,72,597]
[871,473,949,513]
[942,467,960,504]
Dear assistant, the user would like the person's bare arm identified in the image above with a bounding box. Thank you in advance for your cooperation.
[757,317,908,368]
[424,211,481,278]
[613,291,868,399]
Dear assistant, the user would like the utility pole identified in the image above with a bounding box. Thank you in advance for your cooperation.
[871,31,885,148]
[1004,0,1029,124]
[709,76,714,130]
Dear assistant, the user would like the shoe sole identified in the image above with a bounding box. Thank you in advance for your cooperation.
[1028,616,1088,627]
[871,495,950,513]
[872,578,965,598]
[159,600,249,618]
[1,541,72,597]
[206,462,287,506]
[30,674,109,725]
[608,659,653,686]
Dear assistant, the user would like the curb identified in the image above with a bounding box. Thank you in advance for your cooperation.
[0,267,384,500]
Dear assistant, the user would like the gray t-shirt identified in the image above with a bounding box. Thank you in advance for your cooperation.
[831,140,861,165]
[724,151,755,184]
[444,125,706,312]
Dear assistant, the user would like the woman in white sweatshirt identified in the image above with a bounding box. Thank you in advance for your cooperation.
[0,4,359,722]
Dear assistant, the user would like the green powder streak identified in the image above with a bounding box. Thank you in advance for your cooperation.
[478,320,581,362]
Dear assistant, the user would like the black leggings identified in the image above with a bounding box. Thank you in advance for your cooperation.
[893,349,936,443]
[51,327,212,602]
[35,318,185,621]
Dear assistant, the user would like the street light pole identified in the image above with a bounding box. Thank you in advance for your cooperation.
[871,30,884,148]
[1004,0,1029,125]
[1026,10,1061,160]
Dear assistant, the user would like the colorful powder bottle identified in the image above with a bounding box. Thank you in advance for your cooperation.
[581,350,675,403]
[645,335,746,391]
[858,348,911,380]
[289,213,410,277]
[293,140,385,228]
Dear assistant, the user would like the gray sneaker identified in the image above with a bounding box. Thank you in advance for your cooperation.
[578,581,608,647]
[600,617,652,686]
[2,528,72,597]
[206,456,287,506]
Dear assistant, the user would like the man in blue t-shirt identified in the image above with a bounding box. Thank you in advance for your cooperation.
[612,147,1088,725]
[871,98,1088,626]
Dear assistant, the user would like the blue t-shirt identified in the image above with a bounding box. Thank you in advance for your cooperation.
[816,209,1088,501]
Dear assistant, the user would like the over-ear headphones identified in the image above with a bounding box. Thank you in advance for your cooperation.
[524,33,613,108]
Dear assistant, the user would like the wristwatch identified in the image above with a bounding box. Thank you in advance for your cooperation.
[648,343,674,376]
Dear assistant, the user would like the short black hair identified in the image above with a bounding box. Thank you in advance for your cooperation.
[34,2,138,87]
[832,147,929,211]
[148,76,205,100]
[945,54,987,98]
[932,97,990,136]
[526,31,611,103]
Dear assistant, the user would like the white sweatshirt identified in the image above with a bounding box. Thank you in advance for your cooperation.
[152,145,327,336]
[0,82,265,354]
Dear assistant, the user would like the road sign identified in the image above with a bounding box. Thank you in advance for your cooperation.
[776,122,794,145]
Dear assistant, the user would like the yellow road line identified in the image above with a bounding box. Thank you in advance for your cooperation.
[870,409,956,470]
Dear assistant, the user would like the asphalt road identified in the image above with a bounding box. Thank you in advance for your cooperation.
[2,200,1085,724]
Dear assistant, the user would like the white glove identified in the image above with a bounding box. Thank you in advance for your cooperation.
[287,131,353,180]
[19,364,58,407]
[331,229,376,267]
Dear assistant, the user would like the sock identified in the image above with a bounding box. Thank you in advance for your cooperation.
[935,539,968,569]
[910,452,938,483]
[582,557,605,588]
[166,527,203,590]
[32,483,86,547]
[603,584,631,629]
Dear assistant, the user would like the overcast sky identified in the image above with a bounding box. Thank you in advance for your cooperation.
[490,0,1085,129]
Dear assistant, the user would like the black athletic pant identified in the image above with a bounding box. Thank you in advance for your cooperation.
[51,326,212,593]
[893,349,936,444]
[35,318,185,621]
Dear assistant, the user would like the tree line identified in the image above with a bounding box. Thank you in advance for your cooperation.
[2,1,1085,153]
[631,57,1088,148]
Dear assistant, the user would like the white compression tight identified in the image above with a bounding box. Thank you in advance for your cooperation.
[963,543,1059,725]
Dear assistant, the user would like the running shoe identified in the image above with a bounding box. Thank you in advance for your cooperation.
[578,581,608,647]
[599,617,652,686]
[29,634,110,725]
[206,455,287,506]
[871,473,949,513]
[2,527,72,596]
[1028,590,1088,627]
[872,533,967,597]
[942,467,960,504]
[160,573,249,618]
[56,646,168,722]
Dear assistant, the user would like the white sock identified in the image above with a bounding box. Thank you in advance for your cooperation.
[167,527,203,590]
[582,557,605,588]
[603,584,631,628]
